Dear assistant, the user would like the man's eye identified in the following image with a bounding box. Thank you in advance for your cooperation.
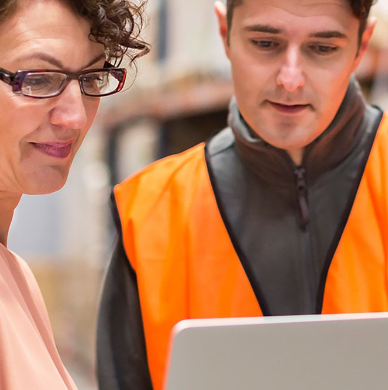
[310,45,338,55]
[252,40,278,50]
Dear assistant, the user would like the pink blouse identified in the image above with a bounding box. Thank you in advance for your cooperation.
[0,244,77,389]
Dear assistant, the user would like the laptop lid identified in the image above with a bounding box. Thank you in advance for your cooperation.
[164,312,388,390]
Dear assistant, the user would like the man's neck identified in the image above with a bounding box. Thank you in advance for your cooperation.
[287,148,303,166]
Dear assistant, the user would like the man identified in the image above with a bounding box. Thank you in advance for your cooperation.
[97,1,385,389]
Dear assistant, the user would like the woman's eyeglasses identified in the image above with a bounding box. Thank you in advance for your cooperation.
[0,62,127,98]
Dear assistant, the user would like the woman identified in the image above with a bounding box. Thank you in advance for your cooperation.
[0,0,148,388]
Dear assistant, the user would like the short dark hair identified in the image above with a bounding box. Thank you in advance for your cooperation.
[225,0,376,46]
[0,0,150,65]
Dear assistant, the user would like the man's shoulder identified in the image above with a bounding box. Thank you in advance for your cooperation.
[117,125,234,187]
[374,110,388,140]
[113,141,214,219]
[116,142,207,191]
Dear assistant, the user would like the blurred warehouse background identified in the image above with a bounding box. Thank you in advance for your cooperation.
[7,1,388,388]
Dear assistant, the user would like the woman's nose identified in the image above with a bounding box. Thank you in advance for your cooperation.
[49,80,88,129]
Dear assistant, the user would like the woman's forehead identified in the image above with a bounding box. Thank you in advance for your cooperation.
[0,0,104,70]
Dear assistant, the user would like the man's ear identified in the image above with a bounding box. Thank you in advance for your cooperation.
[353,17,377,71]
[214,1,230,58]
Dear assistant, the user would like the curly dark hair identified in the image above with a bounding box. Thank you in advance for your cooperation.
[225,0,377,47]
[0,0,150,65]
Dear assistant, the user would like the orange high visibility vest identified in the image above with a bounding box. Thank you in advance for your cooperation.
[114,114,388,390]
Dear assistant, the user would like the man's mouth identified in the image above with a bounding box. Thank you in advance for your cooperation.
[269,101,310,114]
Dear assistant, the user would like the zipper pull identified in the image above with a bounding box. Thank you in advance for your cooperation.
[294,167,309,229]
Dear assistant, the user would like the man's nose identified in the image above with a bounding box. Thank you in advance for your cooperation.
[276,47,305,92]
[50,80,88,129]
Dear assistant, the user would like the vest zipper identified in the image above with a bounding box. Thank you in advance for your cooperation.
[294,167,309,229]
[294,166,316,311]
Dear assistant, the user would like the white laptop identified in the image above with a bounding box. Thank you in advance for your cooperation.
[164,312,388,390]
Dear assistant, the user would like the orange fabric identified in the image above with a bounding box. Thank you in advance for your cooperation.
[323,113,388,313]
[115,113,388,390]
[0,244,76,389]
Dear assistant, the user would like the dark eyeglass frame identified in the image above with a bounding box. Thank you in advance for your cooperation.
[0,61,127,98]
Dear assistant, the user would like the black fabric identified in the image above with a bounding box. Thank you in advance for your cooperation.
[96,198,153,390]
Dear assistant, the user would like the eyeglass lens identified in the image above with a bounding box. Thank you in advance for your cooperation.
[20,70,124,97]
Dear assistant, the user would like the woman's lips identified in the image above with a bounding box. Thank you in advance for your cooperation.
[269,102,310,114]
[31,141,73,158]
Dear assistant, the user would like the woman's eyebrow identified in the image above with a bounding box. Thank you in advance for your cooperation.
[15,53,106,69]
